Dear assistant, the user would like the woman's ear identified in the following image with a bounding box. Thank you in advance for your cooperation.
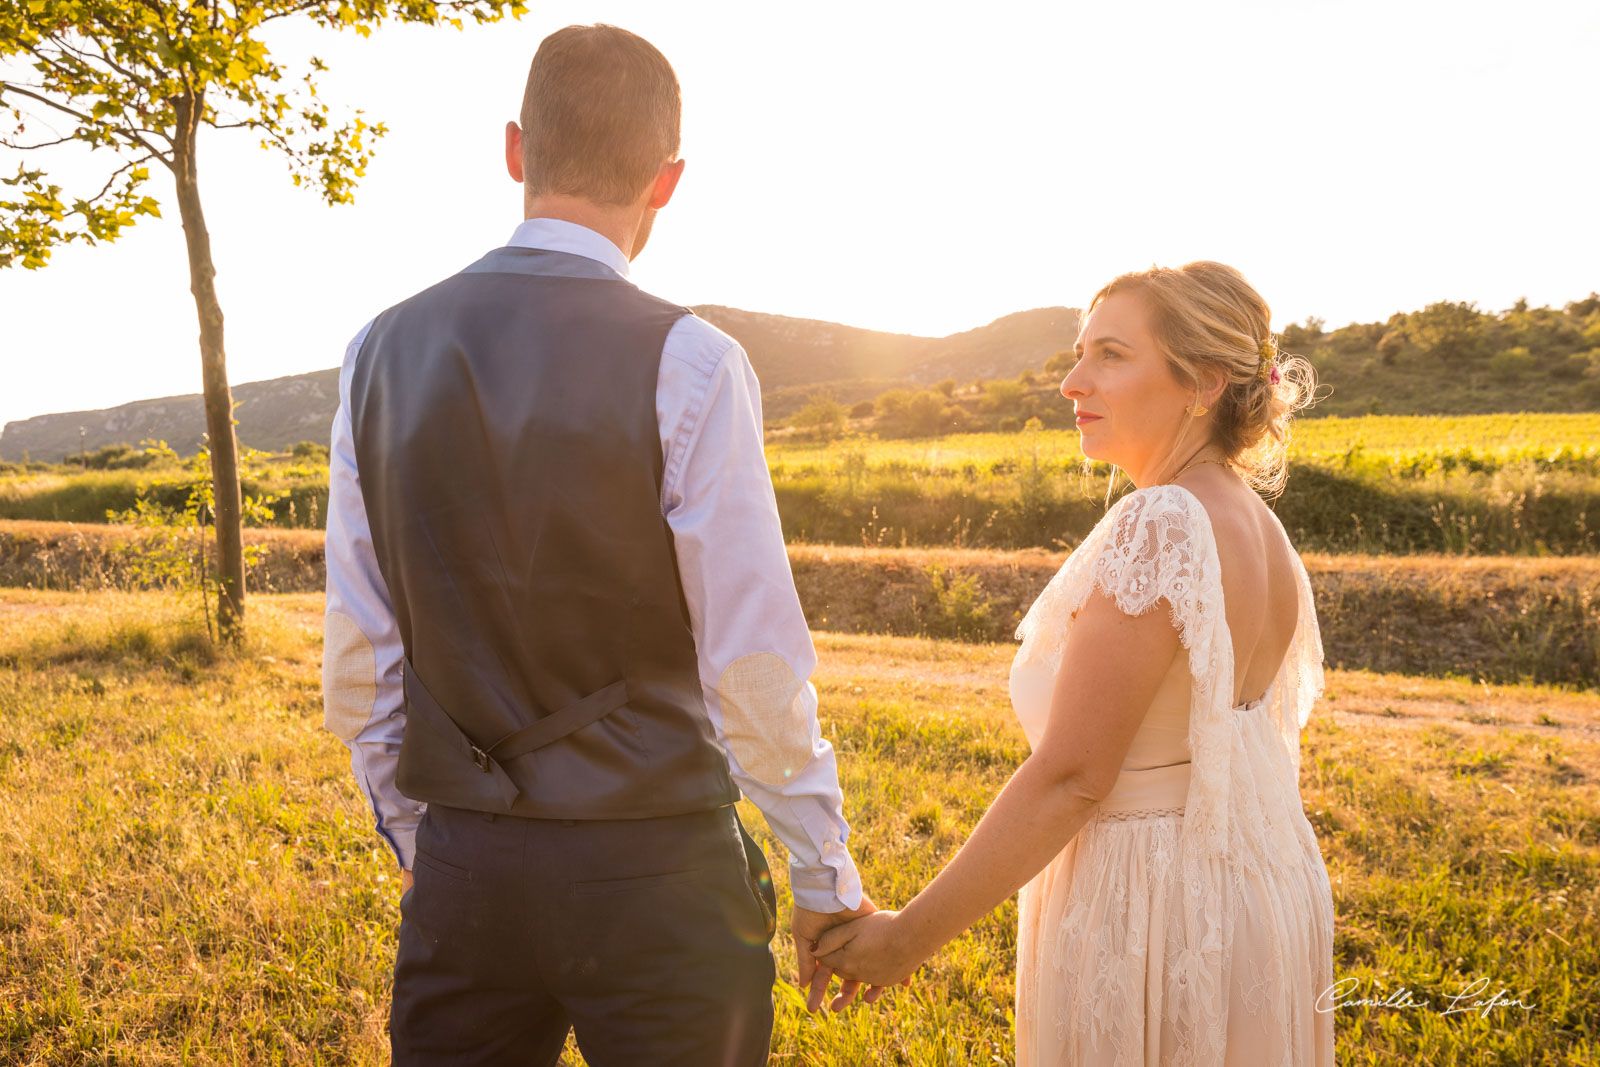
[1203,366,1228,408]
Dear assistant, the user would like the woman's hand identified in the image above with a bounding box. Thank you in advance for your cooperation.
[812,909,925,991]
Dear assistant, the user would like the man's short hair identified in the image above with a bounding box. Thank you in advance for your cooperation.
[520,24,681,207]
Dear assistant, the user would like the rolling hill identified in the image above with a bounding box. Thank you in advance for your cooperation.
[0,305,1080,461]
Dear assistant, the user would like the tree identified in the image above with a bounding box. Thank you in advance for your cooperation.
[0,0,525,640]
[1567,292,1600,319]
[1280,316,1325,348]
[793,392,846,440]
[1043,349,1074,377]
[902,390,945,436]
[1403,300,1490,365]
[983,379,1025,414]
[874,387,915,420]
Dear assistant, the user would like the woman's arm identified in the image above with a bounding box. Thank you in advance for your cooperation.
[814,586,1186,988]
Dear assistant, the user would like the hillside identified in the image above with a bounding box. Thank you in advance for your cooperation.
[0,305,1080,461]
[0,369,341,464]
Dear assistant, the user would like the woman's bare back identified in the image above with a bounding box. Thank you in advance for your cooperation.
[1173,469,1301,707]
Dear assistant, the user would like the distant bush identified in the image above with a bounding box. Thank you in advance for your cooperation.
[1486,347,1536,380]
[62,443,161,471]
[1280,316,1325,348]
[983,380,1025,415]
[1551,352,1590,381]
[874,388,915,421]
[1404,301,1493,364]
[793,394,847,441]
[291,440,329,461]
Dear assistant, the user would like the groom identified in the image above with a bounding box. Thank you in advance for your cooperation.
[320,23,875,1064]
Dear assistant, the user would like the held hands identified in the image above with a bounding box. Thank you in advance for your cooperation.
[791,895,905,1013]
[813,909,925,990]
[400,867,414,895]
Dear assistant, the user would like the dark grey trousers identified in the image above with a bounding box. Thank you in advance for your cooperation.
[390,802,778,1066]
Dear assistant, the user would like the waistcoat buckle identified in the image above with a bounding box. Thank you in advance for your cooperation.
[470,745,493,773]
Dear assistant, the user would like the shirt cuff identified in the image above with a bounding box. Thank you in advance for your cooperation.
[788,829,864,913]
[384,812,421,872]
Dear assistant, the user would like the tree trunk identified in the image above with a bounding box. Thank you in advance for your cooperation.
[172,91,245,642]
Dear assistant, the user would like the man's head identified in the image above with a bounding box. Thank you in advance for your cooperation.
[505,24,685,259]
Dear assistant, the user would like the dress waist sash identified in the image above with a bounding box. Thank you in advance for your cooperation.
[1096,760,1191,815]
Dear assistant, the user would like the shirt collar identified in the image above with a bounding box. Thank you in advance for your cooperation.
[505,217,631,279]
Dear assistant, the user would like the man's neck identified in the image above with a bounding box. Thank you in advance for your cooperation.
[523,193,642,260]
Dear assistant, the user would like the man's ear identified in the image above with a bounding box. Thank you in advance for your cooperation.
[648,157,686,210]
[505,121,524,184]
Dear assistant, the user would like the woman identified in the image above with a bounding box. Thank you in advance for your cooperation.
[814,262,1336,1065]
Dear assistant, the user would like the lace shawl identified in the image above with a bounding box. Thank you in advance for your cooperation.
[1012,483,1327,1066]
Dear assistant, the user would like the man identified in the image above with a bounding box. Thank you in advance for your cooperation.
[321,23,874,1065]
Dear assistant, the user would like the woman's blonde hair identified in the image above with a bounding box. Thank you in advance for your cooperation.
[1087,261,1320,499]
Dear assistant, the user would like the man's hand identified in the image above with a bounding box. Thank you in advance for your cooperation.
[792,896,882,1014]
[400,867,414,896]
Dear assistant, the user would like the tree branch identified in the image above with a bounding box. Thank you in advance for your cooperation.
[0,83,173,165]
[85,151,157,204]
[257,2,331,25]
[55,36,145,88]
[0,132,79,150]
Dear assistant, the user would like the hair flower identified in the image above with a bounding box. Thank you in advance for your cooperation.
[1256,339,1276,382]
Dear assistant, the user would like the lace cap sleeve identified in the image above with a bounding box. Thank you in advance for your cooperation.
[1086,485,1208,634]
[1012,484,1213,680]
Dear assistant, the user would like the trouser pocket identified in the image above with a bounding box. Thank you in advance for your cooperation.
[732,809,778,944]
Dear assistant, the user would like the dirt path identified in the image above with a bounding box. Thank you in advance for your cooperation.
[811,631,1600,740]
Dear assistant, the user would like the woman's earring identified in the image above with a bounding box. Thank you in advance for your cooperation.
[1188,401,1208,417]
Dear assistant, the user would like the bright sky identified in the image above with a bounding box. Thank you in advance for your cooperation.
[2,0,1597,430]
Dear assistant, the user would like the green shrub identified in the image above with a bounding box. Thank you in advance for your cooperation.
[921,563,993,641]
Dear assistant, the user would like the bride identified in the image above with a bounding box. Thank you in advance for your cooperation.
[814,261,1336,1065]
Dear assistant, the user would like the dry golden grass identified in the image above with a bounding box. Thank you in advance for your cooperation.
[1,591,1597,1064]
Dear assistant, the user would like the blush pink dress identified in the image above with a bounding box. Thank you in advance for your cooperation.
[1008,484,1336,1067]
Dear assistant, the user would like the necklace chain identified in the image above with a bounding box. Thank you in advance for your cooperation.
[1171,455,1231,481]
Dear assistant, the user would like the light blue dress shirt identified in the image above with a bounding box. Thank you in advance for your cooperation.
[322,218,863,912]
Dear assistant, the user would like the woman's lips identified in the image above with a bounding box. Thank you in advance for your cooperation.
[1075,414,1103,425]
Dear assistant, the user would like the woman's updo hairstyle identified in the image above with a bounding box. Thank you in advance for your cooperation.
[1087,261,1320,499]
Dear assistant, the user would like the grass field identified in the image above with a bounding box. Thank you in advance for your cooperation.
[765,413,1600,473]
[6,415,1600,555]
[1,591,1596,1065]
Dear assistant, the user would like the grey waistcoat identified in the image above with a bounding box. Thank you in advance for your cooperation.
[349,246,740,819]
